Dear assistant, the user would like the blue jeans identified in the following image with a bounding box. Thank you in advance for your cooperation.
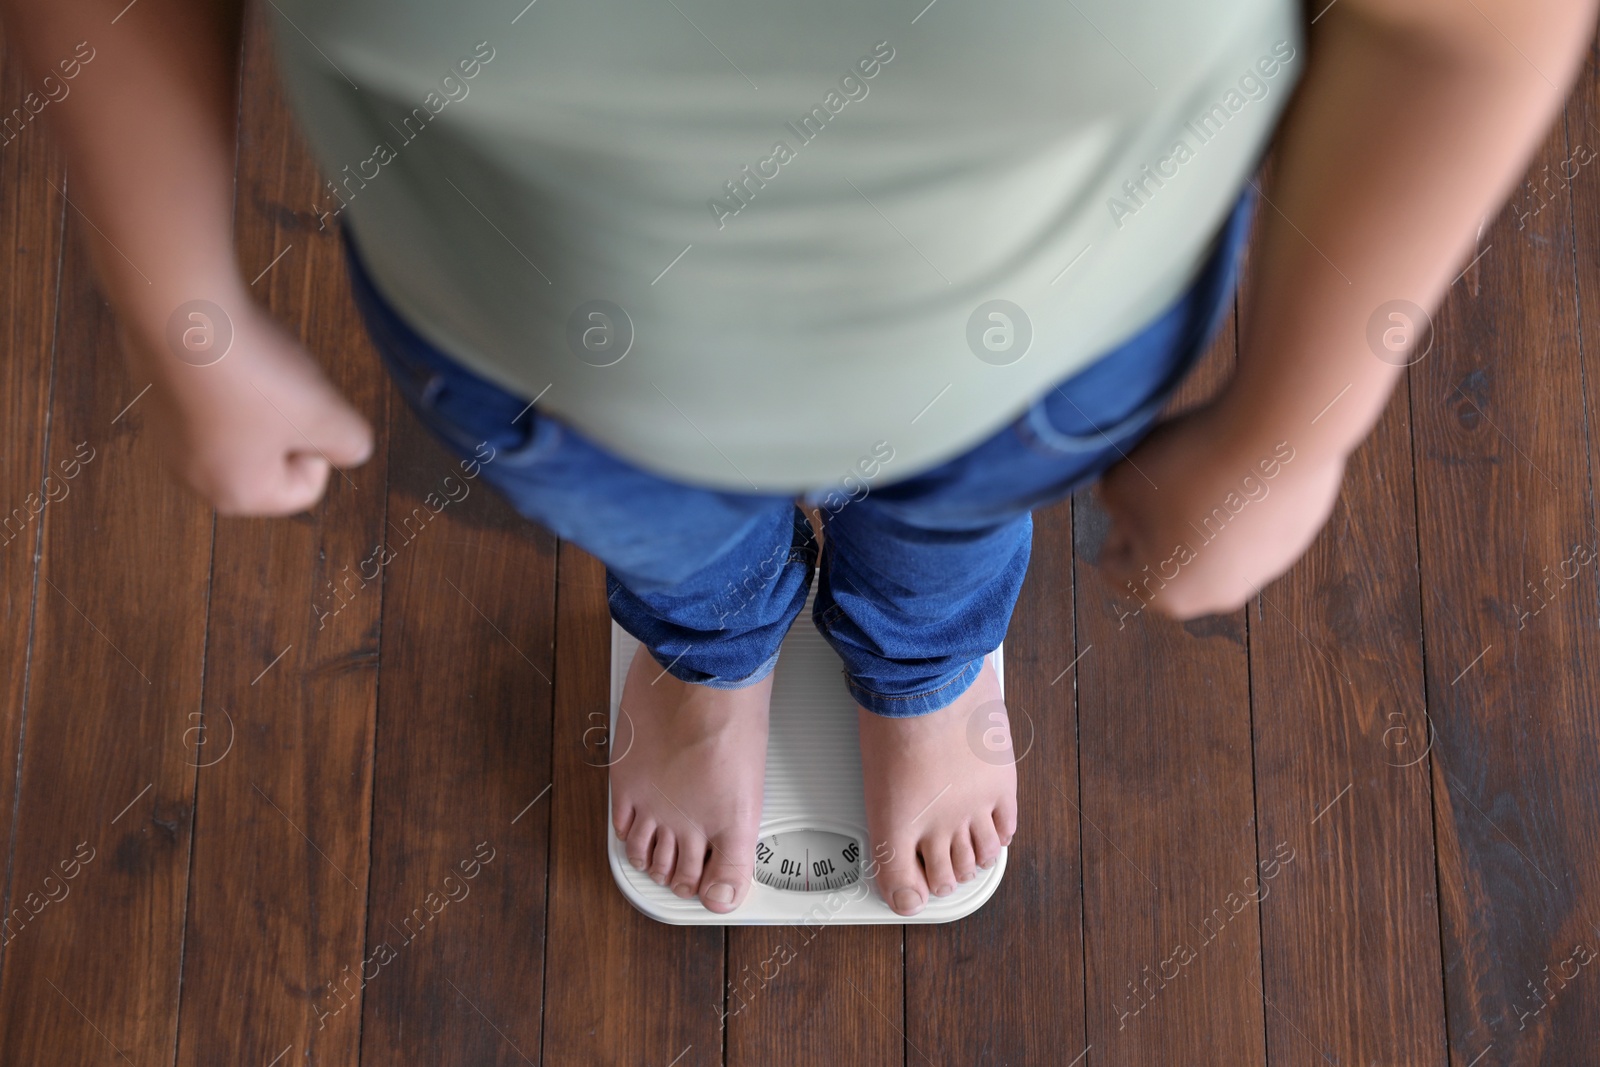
[344,187,1255,716]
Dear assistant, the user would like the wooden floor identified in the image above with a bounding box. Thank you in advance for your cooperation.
[5,10,1600,1067]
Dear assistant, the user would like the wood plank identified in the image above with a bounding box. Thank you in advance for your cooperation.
[1413,91,1600,1064]
[0,25,68,988]
[902,497,1087,1064]
[0,158,212,1067]
[541,541,724,1067]
[172,8,389,1065]
[728,924,901,1066]
[1240,203,1448,1064]
[1072,269,1267,1064]
[355,384,557,1063]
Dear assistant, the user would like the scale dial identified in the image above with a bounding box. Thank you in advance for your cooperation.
[753,830,862,892]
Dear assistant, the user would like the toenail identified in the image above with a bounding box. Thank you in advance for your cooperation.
[673,883,695,898]
[933,884,955,897]
[705,882,735,904]
[651,873,666,885]
[979,860,995,870]
[892,889,923,914]
[630,857,645,870]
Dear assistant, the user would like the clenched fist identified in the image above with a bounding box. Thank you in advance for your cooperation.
[1095,400,1346,621]
[123,294,373,516]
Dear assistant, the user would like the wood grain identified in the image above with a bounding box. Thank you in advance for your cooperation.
[0,17,66,1002]
[729,923,902,1067]
[1413,93,1600,1066]
[356,389,557,1064]
[1072,295,1267,1066]
[173,8,388,1065]
[540,542,724,1067]
[1239,174,1449,1065]
[0,163,212,1067]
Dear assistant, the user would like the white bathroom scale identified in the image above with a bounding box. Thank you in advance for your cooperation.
[606,594,1008,926]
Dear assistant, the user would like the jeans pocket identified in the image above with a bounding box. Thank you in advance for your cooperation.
[392,356,562,470]
[1015,307,1194,459]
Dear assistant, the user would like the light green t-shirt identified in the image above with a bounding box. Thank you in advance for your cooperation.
[272,0,1303,492]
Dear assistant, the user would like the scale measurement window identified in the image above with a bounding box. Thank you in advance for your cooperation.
[753,830,863,892]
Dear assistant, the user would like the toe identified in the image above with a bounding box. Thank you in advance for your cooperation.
[648,830,677,886]
[698,831,755,914]
[625,818,656,871]
[875,840,930,916]
[995,799,1018,846]
[672,833,708,898]
[920,835,958,897]
[971,815,1003,869]
[951,828,977,883]
[613,800,635,840]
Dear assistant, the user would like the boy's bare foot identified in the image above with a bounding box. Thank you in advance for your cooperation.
[610,648,771,914]
[856,655,1016,917]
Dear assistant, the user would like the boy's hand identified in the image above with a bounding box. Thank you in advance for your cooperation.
[124,294,374,516]
[1095,401,1346,620]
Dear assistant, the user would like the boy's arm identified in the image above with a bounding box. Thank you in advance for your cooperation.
[0,0,371,515]
[1097,0,1600,618]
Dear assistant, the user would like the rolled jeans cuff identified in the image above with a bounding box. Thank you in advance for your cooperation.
[667,646,783,690]
[844,654,986,718]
